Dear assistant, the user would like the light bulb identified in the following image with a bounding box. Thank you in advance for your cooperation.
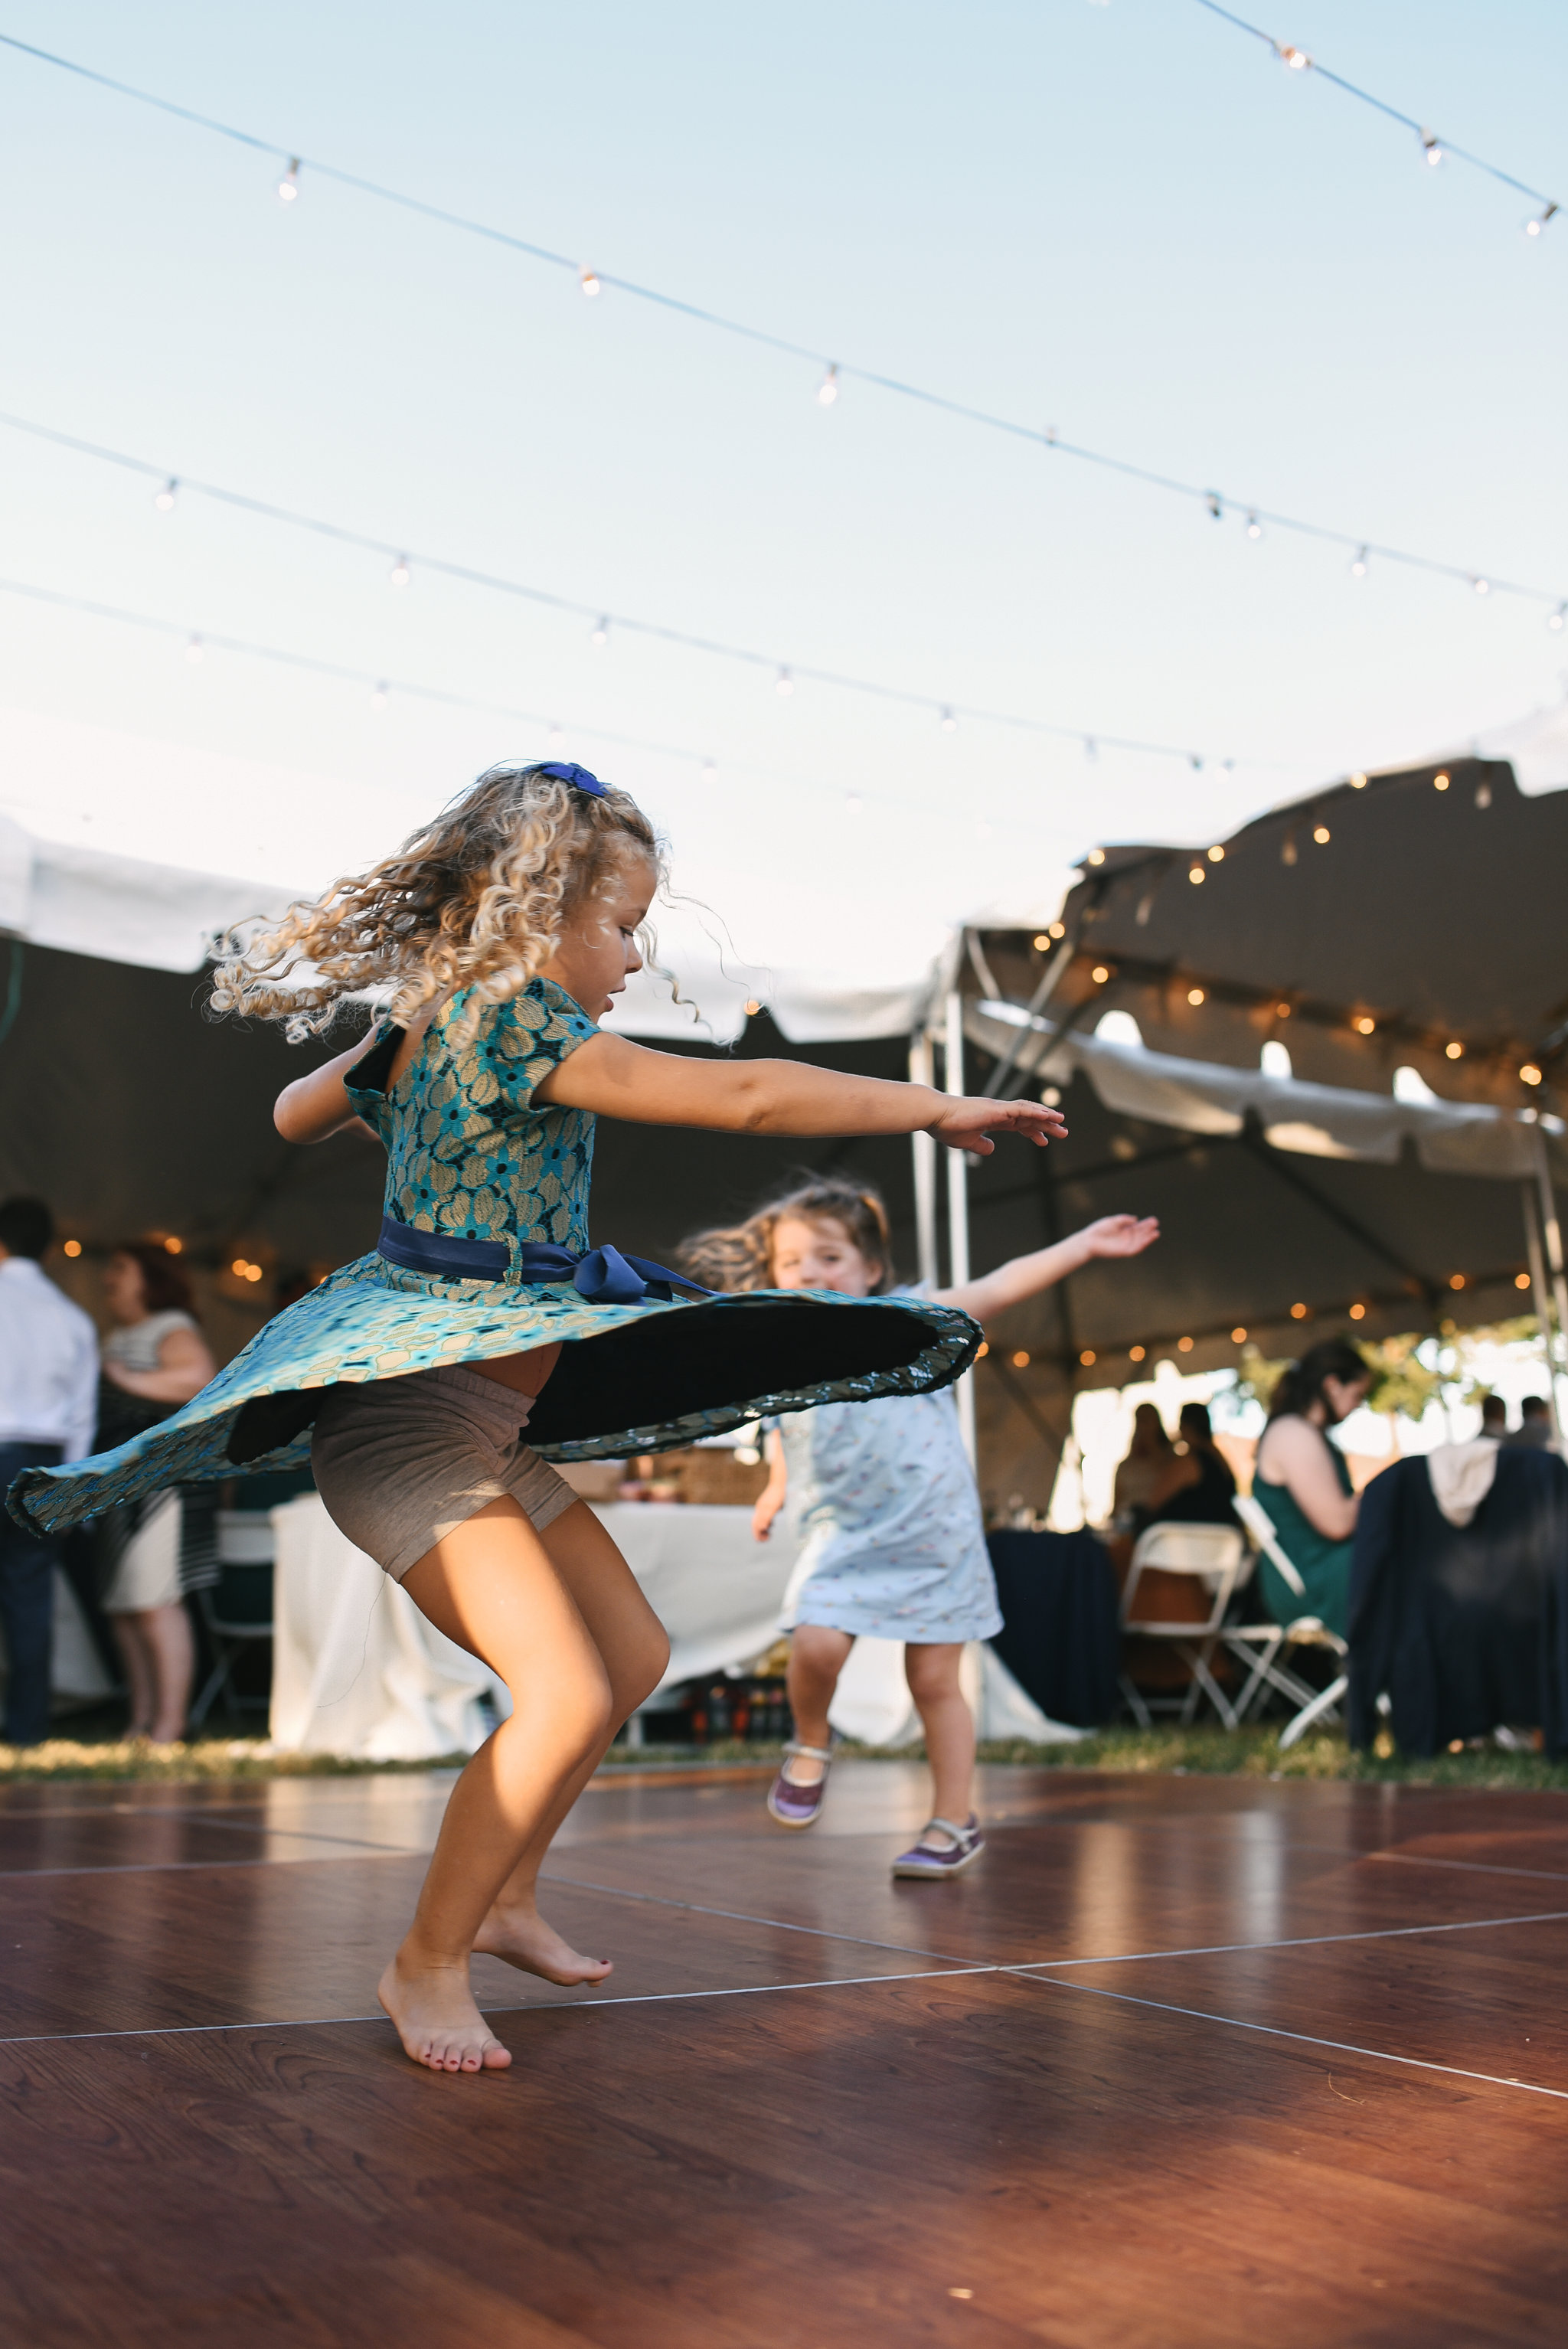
[939,707,956,732]
[370,681,389,708]
[153,478,178,512]
[1207,844,1224,861]
[1279,44,1312,70]
[277,157,301,203]
[845,792,862,814]
[1190,755,1204,772]
[1246,512,1262,540]
[1433,771,1450,791]
[1354,1015,1375,1035]
[1086,847,1106,865]
[389,555,410,589]
[1349,772,1367,788]
[1422,132,1443,168]
[590,616,609,646]
[1472,576,1490,596]
[1090,966,1109,985]
[547,724,564,749]
[579,266,601,297]
[817,364,839,407]
[1350,545,1367,578]
[1445,1040,1464,1060]
[1083,736,1097,761]
[776,668,793,698]
[1521,1063,1544,1086]
[1525,203,1558,239]
[185,635,204,665]
[1187,988,1205,1006]
[1313,822,1331,844]
[1188,866,1205,885]
[1550,604,1566,632]
[1205,492,1222,520]
[701,760,717,782]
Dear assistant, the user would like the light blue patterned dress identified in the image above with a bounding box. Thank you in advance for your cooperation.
[778,1296,1001,1643]
[8,982,979,1539]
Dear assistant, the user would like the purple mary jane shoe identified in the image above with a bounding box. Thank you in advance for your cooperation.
[766,1740,833,1828]
[891,1814,985,1879]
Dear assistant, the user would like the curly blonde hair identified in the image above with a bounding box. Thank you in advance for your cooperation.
[681,1178,894,1295]
[210,761,664,1044]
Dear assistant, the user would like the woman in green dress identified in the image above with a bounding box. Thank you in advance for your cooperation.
[1253,1340,1373,1636]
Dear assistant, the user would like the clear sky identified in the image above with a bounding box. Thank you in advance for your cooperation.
[0,0,1563,951]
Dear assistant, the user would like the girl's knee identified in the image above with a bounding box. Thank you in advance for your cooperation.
[905,1645,963,1701]
[613,1625,670,1715]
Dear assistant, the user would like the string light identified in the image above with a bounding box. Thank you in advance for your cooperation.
[701,760,717,782]
[1188,864,1206,884]
[1349,773,1367,788]
[1245,511,1263,540]
[1192,7,1561,228]
[1472,577,1491,596]
[1083,737,1098,761]
[1525,204,1559,239]
[1446,1041,1464,1060]
[63,1240,81,1257]
[816,364,839,407]
[1230,1327,1246,1343]
[590,616,609,646]
[1033,933,1051,951]
[1129,1345,1146,1363]
[1313,822,1331,844]
[1178,1336,1194,1352]
[152,477,177,511]
[1516,1273,1532,1289]
[1080,1350,1096,1367]
[1348,1302,1366,1321]
[1550,605,1566,632]
[547,724,564,749]
[1187,987,1206,1005]
[844,792,863,813]
[369,679,388,708]
[1520,1063,1543,1086]
[1207,844,1224,861]
[276,157,300,203]
[0,409,1263,776]
[185,634,203,663]
[1433,771,1450,791]
[1353,1014,1375,1035]
[1290,1302,1308,1320]
[939,707,956,732]
[1011,1351,1031,1368]
[1091,965,1110,985]
[775,667,793,698]
[1350,546,1367,578]
[1086,848,1106,865]
[7,31,1563,626]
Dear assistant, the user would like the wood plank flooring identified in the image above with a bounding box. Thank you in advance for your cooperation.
[1,1761,1564,2347]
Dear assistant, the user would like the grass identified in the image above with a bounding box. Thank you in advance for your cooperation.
[1,1723,1565,1790]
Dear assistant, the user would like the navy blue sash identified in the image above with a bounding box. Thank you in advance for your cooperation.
[377,1217,710,1304]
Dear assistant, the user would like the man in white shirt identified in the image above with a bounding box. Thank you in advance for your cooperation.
[0,1197,99,1744]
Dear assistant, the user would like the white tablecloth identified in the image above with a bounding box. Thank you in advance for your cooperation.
[267,1495,1076,1759]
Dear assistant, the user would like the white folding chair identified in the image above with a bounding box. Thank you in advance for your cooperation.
[190,1509,276,1728]
[1226,1493,1349,1749]
[1119,1521,1248,1730]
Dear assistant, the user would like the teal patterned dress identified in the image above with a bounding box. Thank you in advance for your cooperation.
[8,978,978,1538]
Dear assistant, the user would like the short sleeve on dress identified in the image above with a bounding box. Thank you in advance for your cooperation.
[482,979,598,1111]
[342,1019,400,1143]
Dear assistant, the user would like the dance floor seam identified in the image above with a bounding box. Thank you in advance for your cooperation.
[1023,1905,1568,1968]
[1012,1968,1568,2103]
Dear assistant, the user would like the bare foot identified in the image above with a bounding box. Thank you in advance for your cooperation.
[473,1905,613,1987]
[377,1949,512,2073]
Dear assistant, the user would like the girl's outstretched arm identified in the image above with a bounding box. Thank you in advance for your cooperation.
[936,1214,1159,1320]
[273,1005,444,1143]
[536,1034,1067,1155]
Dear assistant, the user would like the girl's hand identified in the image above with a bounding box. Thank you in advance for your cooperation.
[1080,1214,1161,1259]
[753,1485,786,1541]
[928,1097,1068,1158]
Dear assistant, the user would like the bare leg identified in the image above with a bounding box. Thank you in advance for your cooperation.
[903,1642,974,1844]
[110,1613,155,1737]
[379,1496,645,2074]
[783,1624,854,1785]
[139,1603,194,1745]
[473,1503,668,1985]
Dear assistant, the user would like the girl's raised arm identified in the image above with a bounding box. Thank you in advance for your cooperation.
[534,1032,1067,1155]
[274,1003,445,1144]
[934,1214,1159,1319]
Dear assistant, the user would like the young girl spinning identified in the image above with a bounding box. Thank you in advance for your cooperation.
[8,760,1067,2077]
[684,1181,1157,1877]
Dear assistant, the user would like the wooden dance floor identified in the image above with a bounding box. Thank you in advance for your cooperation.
[2,1759,1565,2346]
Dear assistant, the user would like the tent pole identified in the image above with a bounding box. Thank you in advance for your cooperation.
[944,984,976,1465]
[1520,1178,1563,1442]
[1529,1129,1568,1432]
[909,1029,938,1292]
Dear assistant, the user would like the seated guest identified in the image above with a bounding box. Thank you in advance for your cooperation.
[1505,1395,1555,1450]
[1253,1340,1372,1639]
[1112,1403,1181,1532]
[1479,1393,1507,1439]
[1155,1400,1240,1526]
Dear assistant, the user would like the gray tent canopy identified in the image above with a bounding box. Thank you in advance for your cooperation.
[985,755,1568,1109]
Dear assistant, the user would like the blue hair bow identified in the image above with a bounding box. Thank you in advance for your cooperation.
[539,760,608,798]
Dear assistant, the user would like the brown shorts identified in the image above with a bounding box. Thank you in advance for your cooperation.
[309,1362,578,1581]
